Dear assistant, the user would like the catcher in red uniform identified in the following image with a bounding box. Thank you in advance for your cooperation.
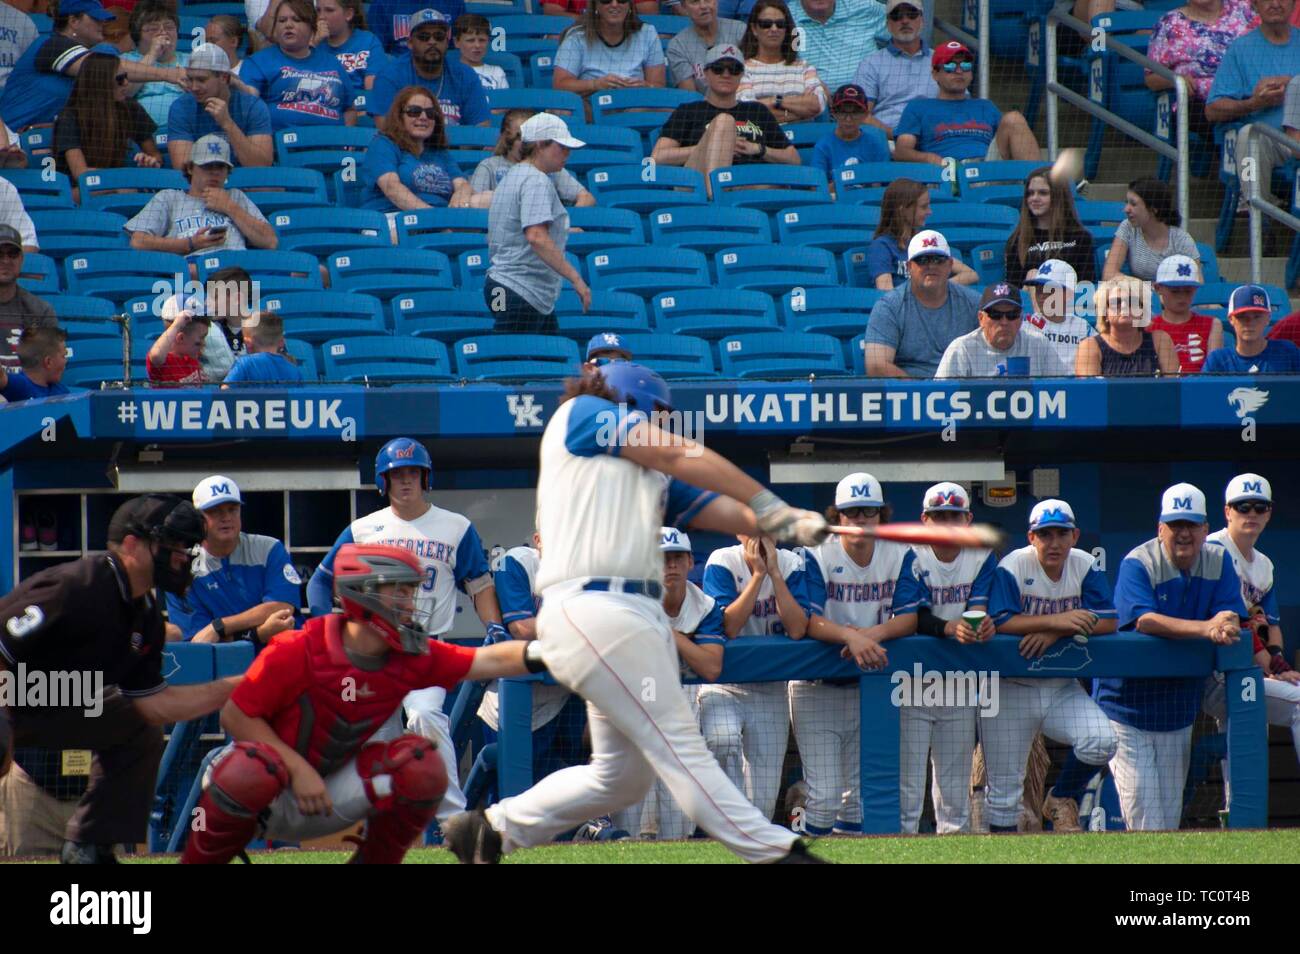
[182,544,546,864]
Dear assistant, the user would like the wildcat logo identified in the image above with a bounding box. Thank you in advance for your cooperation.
[1228,387,1268,418]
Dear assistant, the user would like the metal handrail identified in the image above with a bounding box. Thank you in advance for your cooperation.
[1045,1,1188,224]
[114,311,132,388]
[933,0,989,101]
[1240,123,1300,285]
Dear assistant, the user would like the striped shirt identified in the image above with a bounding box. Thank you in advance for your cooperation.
[737,58,828,113]
[791,0,888,91]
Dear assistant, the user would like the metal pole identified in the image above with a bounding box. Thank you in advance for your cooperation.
[121,311,132,388]
[977,0,989,101]
[1046,13,1058,162]
[1245,125,1263,285]
[1175,75,1189,235]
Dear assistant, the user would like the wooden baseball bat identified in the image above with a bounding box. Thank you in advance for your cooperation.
[827,522,1007,550]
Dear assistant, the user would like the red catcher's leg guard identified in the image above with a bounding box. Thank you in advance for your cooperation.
[181,741,289,864]
[349,735,446,864]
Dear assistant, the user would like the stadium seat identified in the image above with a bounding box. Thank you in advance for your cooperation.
[969,242,1007,286]
[554,289,650,339]
[780,286,881,338]
[274,126,377,201]
[0,169,74,209]
[925,203,1021,230]
[63,337,141,389]
[331,168,365,208]
[652,288,778,341]
[709,165,831,213]
[195,250,323,295]
[1194,243,1223,285]
[455,247,582,289]
[283,338,320,381]
[1192,282,1291,318]
[957,161,1050,206]
[78,168,187,217]
[447,49,524,88]
[933,227,1011,258]
[65,251,187,303]
[260,291,387,344]
[18,126,53,164]
[564,207,646,254]
[395,208,490,256]
[44,295,121,330]
[714,245,838,297]
[227,167,329,214]
[392,290,496,342]
[466,0,527,15]
[563,125,644,177]
[453,333,581,381]
[445,125,500,171]
[321,335,454,383]
[328,248,454,300]
[639,13,683,46]
[586,165,708,214]
[775,205,880,254]
[615,332,716,379]
[718,331,848,379]
[28,210,129,259]
[1074,199,1126,227]
[485,14,569,65]
[528,53,556,89]
[647,205,771,255]
[18,253,62,295]
[590,88,702,149]
[1081,12,1161,181]
[486,88,584,121]
[269,206,390,257]
[783,122,834,165]
[847,332,867,370]
[586,247,711,297]
[833,162,954,205]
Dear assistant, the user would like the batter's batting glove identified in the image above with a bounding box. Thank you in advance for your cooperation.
[749,490,830,547]
[485,622,509,645]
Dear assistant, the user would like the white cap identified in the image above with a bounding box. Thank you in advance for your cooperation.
[704,42,745,68]
[659,526,692,552]
[1154,254,1201,287]
[922,481,970,513]
[1026,258,1077,293]
[1225,473,1271,505]
[193,475,242,511]
[907,229,951,261]
[1029,499,1076,531]
[519,113,585,149]
[188,43,231,73]
[1159,482,1207,524]
[835,472,884,509]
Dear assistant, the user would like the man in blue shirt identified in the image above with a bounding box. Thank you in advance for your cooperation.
[368,0,466,54]
[1095,483,1245,831]
[166,44,273,169]
[367,8,489,128]
[812,84,889,184]
[1203,284,1300,374]
[223,311,305,385]
[0,325,70,402]
[894,41,1039,164]
[852,0,936,139]
[165,475,300,646]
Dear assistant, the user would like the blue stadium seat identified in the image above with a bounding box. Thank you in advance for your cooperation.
[1074,199,1126,227]
[465,0,528,15]
[555,289,650,339]
[565,206,645,254]
[28,210,129,259]
[322,335,454,383]
[586,246,711,297]
[528,52,556,88]
[586,165,708,214]
[454,333,581,380]
[457,249,491,289]
[957,161,1050,206]
[1194,243,1223,285]
[486,88,584,121]
[447,49,525,88]
[0,169,74,209]
[78,168,187,217]
[63,337,141,389]
[392,290,496,342]
[718,332,848,379]
[484,14,569,65]
[283,338,320,381]
[44,295,121,329]
[841,246,874,288]
[65,251,187,303]
[331,168,365,208]
[647,205,771,255]
[591,88,702,149]
[196,250,323,295]
[933,227,1011,257]
[846,332,867,371]
[714,245,838,297]
[445,125,500,172]
[709,165,831,213]
[395,208,490,256]
[652,289,777,342]
[782,122,834,164]
[565,125,644,166]
[178,15,209,53]
[328,248,453,299]
[261,291,387,344]
[18,253,62,295]
[1192,282,1291,319]
[780,287,881,338]
[1081,12,1161,181]
[227,167,329,214]
[18,126,53,164]
[269,206,390,257]
[925,202,1021,230]
[775,205,880,254]
[639,13,683,46]
[615,332,716,379]
[969,242,1006,286]
[274,126,377,200]
[834,162,954,205]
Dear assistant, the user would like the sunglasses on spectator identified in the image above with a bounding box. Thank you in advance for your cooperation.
[985,308,1022,321]
[839,506,881,519]
[756,17,787,28]
[413,28,448,40]
[913,254,948,267]
[888,6,921,19]
[1231,501,1272,514]
[940,59,974,73]
[708,62,744,75]
[404,106,440,119]
[0,246,21,259]
[115,71,129,85]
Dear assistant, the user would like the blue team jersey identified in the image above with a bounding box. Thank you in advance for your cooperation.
[164,532,302,640]
[495,545,540,625]
[988,546,1117,626]
[241,44,358,130]
[0,33,98,131]
[703,544,812,637]
[895,96,1002,161]
[328,29,390,85]
[367,54,489,127]
[166,88,272,153]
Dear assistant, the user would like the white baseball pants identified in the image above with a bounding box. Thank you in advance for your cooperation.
[1108,720,1193,831]
[788,680,861,833]
[403,686,466,823]
[697,681,790,824]
[626,688,701,839]
[898,703,977,834]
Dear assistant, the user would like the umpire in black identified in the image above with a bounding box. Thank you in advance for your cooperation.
[0,495,242,863]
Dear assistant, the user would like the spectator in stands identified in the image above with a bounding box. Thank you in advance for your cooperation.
[127,133,278,262]
[651,43,797,185]
[0,177,40,252]
[159,265,256,381]
[863,229,980,378]
[813,84,889,184]
[1004,166,1097,288]
[54,51,163,180]
[1145,0,1259,144]
[167,44,272,169]
[553,0,666,97]
[317,0,388,91]
[894,42,1040,165]
[121,1,186,129]
[362,86,484,217]
[0,325,69,400]
[851,0,935,141]
[736,0,828,123]
[790,0,886,93]
[1150,254,1221,373]
[1102,178,1200,282]
[147,308,209,385]
[1267,305,1300,344]
[369,9,490,128]
[936,282,1072,378]
[0,225,54,329]
[585,331,634,367]
[484,112,592,333]
[1075,276,1180,376]
[1206,0,1300,207]
[224,310,305,384]
[1023,259,1096,368]
[0,0,38,94]
[241,0,358,131]
[546,0,660,19]
[668,0,746,93]
[453,14,506,90]
[865,179,977,290]
[471,108,596,206]
[1203,285,1300,372]
[366,0,467,54]
[204,15,246,76]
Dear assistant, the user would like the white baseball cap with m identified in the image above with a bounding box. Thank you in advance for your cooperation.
[1159,482,1207,524]
[520,113,585,149]
[193,475,242,511]
[1225,473,1271,505]
[907,229,951,261]
[660,526,692,552]
[836,472,883,509]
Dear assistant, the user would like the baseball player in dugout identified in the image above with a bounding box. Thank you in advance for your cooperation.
[0,496,242,864]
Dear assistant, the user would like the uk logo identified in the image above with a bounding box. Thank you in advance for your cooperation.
[507,393,543,428]
[602,333,621,347]
[1227,386,1269,418]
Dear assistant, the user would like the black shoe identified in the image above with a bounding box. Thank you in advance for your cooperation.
[773,840,830,864]
[442,810,502,864]
[60,841,119,864]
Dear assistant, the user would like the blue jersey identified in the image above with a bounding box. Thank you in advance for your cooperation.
[223,352,305,384]
[241,44,358,130]
[1201,340,1300,375]
[368,54,489,127]
[164,532,301,640]
[703,544,812,637]
[0,33,95,131]
[495,545,540,625]
[1094,538,1246,731]
[811,127,890,180]
[328,29,390,85]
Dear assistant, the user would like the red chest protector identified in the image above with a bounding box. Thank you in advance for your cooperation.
[269,615,441,776]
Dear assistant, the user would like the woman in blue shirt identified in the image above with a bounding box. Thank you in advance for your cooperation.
[362,85,486,214]
[316,0,389,90]
[866,178,976,290]
[552,0,666,96]
[241,0,358,130]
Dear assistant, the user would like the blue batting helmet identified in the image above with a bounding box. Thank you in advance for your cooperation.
[375,437,432,495]
[598,361,673,415]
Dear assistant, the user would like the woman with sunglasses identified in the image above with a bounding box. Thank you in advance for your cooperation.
[867,178,977,291]
[1004,166,1097,289]
[735,1,827,123]
[1074,276,1179,376]
[241,0,358,130]
[552,0,665,96]
[362,86,483,217]
[55,52,163,183]
[470,108,596,206]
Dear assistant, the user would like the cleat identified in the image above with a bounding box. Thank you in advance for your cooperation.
[60,841,119,864]
[772,840,830,864]
[1042,794,1082,833]
[442,810,502,864]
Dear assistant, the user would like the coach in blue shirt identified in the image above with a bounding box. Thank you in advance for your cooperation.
[367,9,489,129]
[165,475,301,645]
[1094,482,1245,831]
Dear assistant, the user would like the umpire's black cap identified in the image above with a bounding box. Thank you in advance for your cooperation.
[107,494,206,547]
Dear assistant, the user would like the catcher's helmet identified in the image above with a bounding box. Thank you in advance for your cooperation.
[375,437,432,496]
[598,361,673,416]
[333,544,431,654]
